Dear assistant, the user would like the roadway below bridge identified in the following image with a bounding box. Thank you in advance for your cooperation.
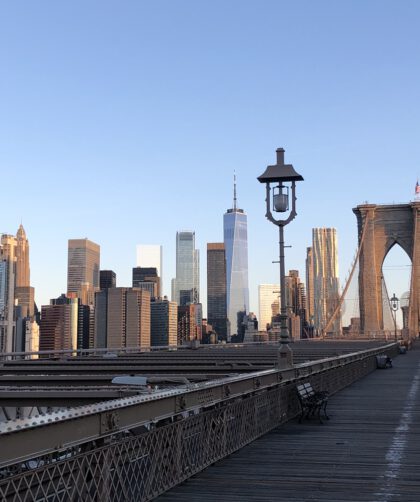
[0,341,393,408]
[158,343,420,502]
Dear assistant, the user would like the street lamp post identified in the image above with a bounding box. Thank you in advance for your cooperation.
[258,148,304,368]
[390,293,400,341]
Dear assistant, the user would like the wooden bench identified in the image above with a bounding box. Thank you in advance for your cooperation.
[296,382,330,423]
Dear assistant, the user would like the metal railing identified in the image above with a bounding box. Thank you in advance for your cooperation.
[0,343,399,501]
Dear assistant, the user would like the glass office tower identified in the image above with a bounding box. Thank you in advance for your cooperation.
[223,178,249,339]
[173,231,199,305]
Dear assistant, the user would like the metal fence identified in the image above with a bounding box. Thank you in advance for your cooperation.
[0,343,398,501]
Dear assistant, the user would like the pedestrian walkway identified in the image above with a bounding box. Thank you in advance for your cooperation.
[158,345,420,501]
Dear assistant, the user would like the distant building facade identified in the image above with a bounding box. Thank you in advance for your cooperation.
[40,295,78,351]
[0,235,16,352]
[285,270,308,339]
[77,302,94,350]
[24,318,40,357]
[100,270,116,290]
[15,286,35,318]
[223,178,249,338]
[172,231,199,305]
[94,287,151,349]
[67,238,100,305]
[132,267,160,298]
[136,245,163,296]
[15,225,30,287]
[151,297,177,346]
[312,228,340,336]
[207,243,228,340]
[305,247,315,328]
[258,284,280,332]
[177,303,202,344]
[0,226,36,353]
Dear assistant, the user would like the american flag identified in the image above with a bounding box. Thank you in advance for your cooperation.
[416,181,420,194]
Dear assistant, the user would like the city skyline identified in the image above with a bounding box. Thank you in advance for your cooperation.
[1,205,413,322]
[1,2,419,497]
[1,1,418,318]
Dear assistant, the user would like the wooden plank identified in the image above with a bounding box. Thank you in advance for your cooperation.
[158,346,420,501]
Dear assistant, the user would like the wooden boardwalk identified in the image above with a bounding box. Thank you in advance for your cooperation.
[158,345,420,501]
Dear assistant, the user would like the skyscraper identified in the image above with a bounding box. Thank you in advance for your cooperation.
[0,261,7,318]
[132,267,160,298]
[94,288,151,349]
[207,243,228,340]
[0,235,16,352]
[67,238,100,305]
[136,245,163,295]
[305,247,315,327]
[177,304,201,344]
[285,270,308,338]
[77,302,93,350]
[223,176,249,339]
[14,225,34,318]
[151,297,177,346]
[172,231,199,305]
[40,295,78,351]
[258,284,280,332]
[100,270,116,290]
[312,228,340,336]
[0,226,36,353]
[15,225,30,287]
[14,286,34,318]
[285,271,306,317]
[24,319,39,357]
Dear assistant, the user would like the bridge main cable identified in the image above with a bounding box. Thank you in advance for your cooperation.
[322,210,370,337]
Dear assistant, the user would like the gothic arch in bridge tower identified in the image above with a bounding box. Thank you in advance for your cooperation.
[353,203,420,337]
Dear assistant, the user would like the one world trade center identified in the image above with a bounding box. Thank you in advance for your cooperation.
[223,176,249,339]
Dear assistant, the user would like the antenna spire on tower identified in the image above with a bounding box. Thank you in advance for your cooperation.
[233,171,237,211]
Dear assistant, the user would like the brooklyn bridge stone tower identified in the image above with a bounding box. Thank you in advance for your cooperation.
[354,202,420,337]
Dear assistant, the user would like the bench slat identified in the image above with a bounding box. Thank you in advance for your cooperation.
[296,381,329,424]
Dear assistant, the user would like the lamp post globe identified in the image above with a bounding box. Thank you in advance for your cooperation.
[390,293,400,341]
[258,148,304,368]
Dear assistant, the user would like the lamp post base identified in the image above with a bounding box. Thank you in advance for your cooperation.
[278,313,293,368]
[277,343,293,369]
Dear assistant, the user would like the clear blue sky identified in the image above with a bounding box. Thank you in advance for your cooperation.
[1,0,419,318]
